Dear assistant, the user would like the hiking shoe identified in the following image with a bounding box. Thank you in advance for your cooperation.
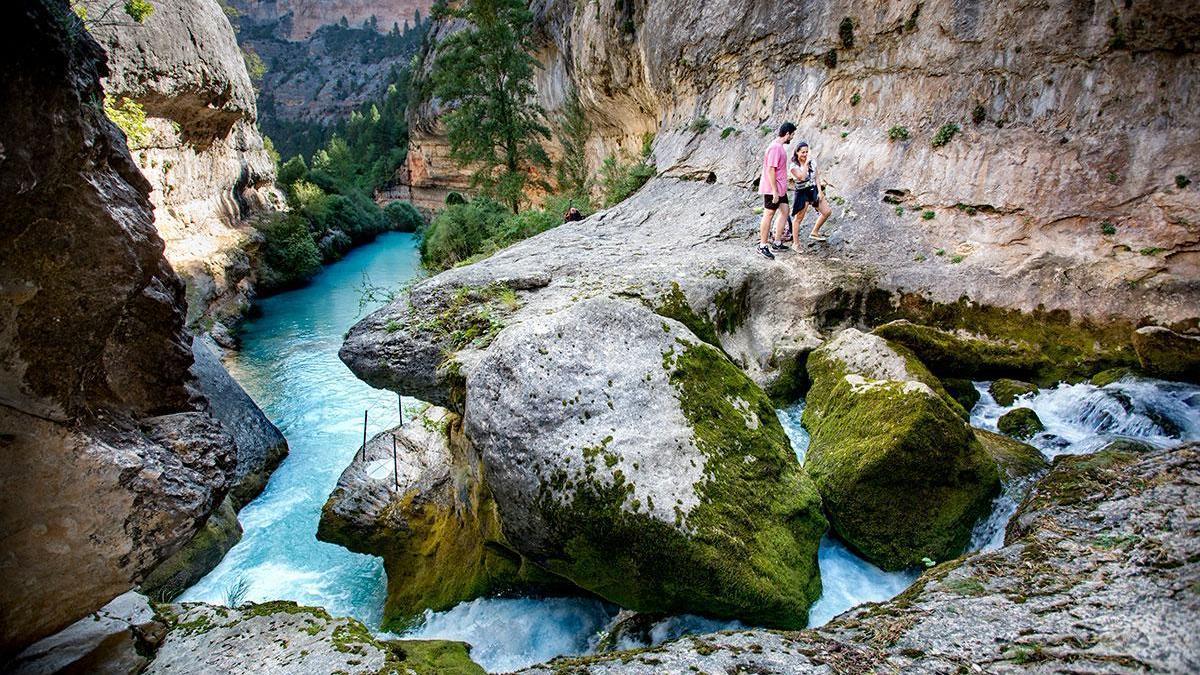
[756,244,775,260]
[771,241,788,251]
[809,233,829,242]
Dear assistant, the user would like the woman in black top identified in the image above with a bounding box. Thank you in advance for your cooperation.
[788,142,832,242]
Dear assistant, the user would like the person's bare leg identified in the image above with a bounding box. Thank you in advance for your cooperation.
[811,198,832,237]
[772,206,789,245]
[791,204,808,248]
[758,206,775,246]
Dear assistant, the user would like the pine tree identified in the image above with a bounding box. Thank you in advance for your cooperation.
[430,0,549,212]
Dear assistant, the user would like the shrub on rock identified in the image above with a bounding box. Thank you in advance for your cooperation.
[803,329,1001,570]
[997,407,1044,440]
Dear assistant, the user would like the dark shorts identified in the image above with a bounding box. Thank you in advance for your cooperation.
[763,194,789,210]
[792,186,820,215]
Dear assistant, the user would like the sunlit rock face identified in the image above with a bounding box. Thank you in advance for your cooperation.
[230,0,433,40]
[403,0,1199,326]
[84,0,284,328]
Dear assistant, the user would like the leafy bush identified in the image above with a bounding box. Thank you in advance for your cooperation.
[824,49,838,68]
[839,17,855,48]
[103,95,151,149]
[257,213,322,291]
[420,198,510,270]
[888,126,910,141]
[278,155,308,186]
[384,201,424,232]
[689,117,711,134]
[850,93,861,106]
[599,134,656,207]
[1101,221,1116,235]
[922,210,935,220]
[971,104,986,124]
[931,123,960,148]
[720,126,736,139]
[1176,175,1191,189]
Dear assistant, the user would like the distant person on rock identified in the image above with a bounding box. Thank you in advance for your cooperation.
[789,141,832,242]
[563,207,583,223]
[756,122,796,259]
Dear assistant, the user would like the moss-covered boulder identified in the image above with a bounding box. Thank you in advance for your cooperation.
[1132,326,1200,383]
[149,601,485,674]
[318,407,571,630]
[943,377,981,412]
[1090,367,1139,387]
[467,299,827,628]
[873,320,1048,381]
[988,379,1039,406]
[802,328,1001,570]
[997,407,1044,440]
[973,429,1047,481]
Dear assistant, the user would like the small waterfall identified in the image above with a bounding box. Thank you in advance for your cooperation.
[970,375,1200,458]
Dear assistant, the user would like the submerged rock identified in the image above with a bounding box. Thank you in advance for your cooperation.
[988,378,1039,406]
[318,407,568,629]
[1132,326,1200,383]
[523,444,1200,674]
[997,407,1045,440]
[146,601,484,674]
[803,329,1000,570]
[467,299,826,628]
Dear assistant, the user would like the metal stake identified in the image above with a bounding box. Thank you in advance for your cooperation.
[361,409,368,462]
[397,394,404,427]
[392,434,399,489]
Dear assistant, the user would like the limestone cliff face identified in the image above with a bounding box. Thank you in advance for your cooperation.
[405,0,1199,326]
[0,0,253,657]
[85,0,284,327]
[232,0,432,40]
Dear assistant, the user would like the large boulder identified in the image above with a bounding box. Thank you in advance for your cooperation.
[4,591,167,675]
[1132,326,1200,383]
[146,601,484,674]
[997,407,1045,441]
[522,444,1200,674]
[988,378,1039,406]
[466,298,827,628]
[802,329,1001,570]
[873,320,1049,381]
[319,407,567,629]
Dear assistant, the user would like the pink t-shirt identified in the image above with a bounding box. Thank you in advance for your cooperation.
[758,142,788,196]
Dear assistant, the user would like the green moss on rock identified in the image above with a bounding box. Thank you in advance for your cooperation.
[803,331,1001,570]
[942,377,980,411]
[989,379,1038,406]
[974,429,1047,481]
[874,320,1048,381]
[1132,326,1200,383]
[1090,367,1139,387]
[868,296,1139,385]
[141,496,242,600]
[652,283,721,349]
[535,340,826,628]
[997,407,1044,440]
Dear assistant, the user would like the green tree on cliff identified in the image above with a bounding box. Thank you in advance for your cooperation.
[430,0,549,213]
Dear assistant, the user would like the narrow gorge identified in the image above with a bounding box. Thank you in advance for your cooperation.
[1,0,1197,673]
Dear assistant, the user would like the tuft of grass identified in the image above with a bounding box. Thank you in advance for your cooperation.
[895,205,905,216]
[931,123,960,148]
[1176,174,1191,189]
[850,92,861,107]
[922,210,935,220]
[888,126,910,141]
[689,117,711,134]
[1106,172,1119,185]
[839,17,855,48]
[935,248,946,256]
[971,104,986,124]
[1139,247,1164,256]
[720,126,736,139]
[759,125,772,136]
[950,254,964,264]
[224,576,250,608]
[913,254,926,262]
[840,131,849,139]
[1101,221,1116,235]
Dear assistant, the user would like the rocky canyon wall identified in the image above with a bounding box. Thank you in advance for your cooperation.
[0,0,284,658]
[405,0,1199,327]
[85,0,284,329]
[231,0,432,40]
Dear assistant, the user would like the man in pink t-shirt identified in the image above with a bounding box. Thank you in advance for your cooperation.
[756,122,796,259]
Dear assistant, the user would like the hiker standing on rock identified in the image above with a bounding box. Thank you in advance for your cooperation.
[789,141,832,242]
[756,122,796,259]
